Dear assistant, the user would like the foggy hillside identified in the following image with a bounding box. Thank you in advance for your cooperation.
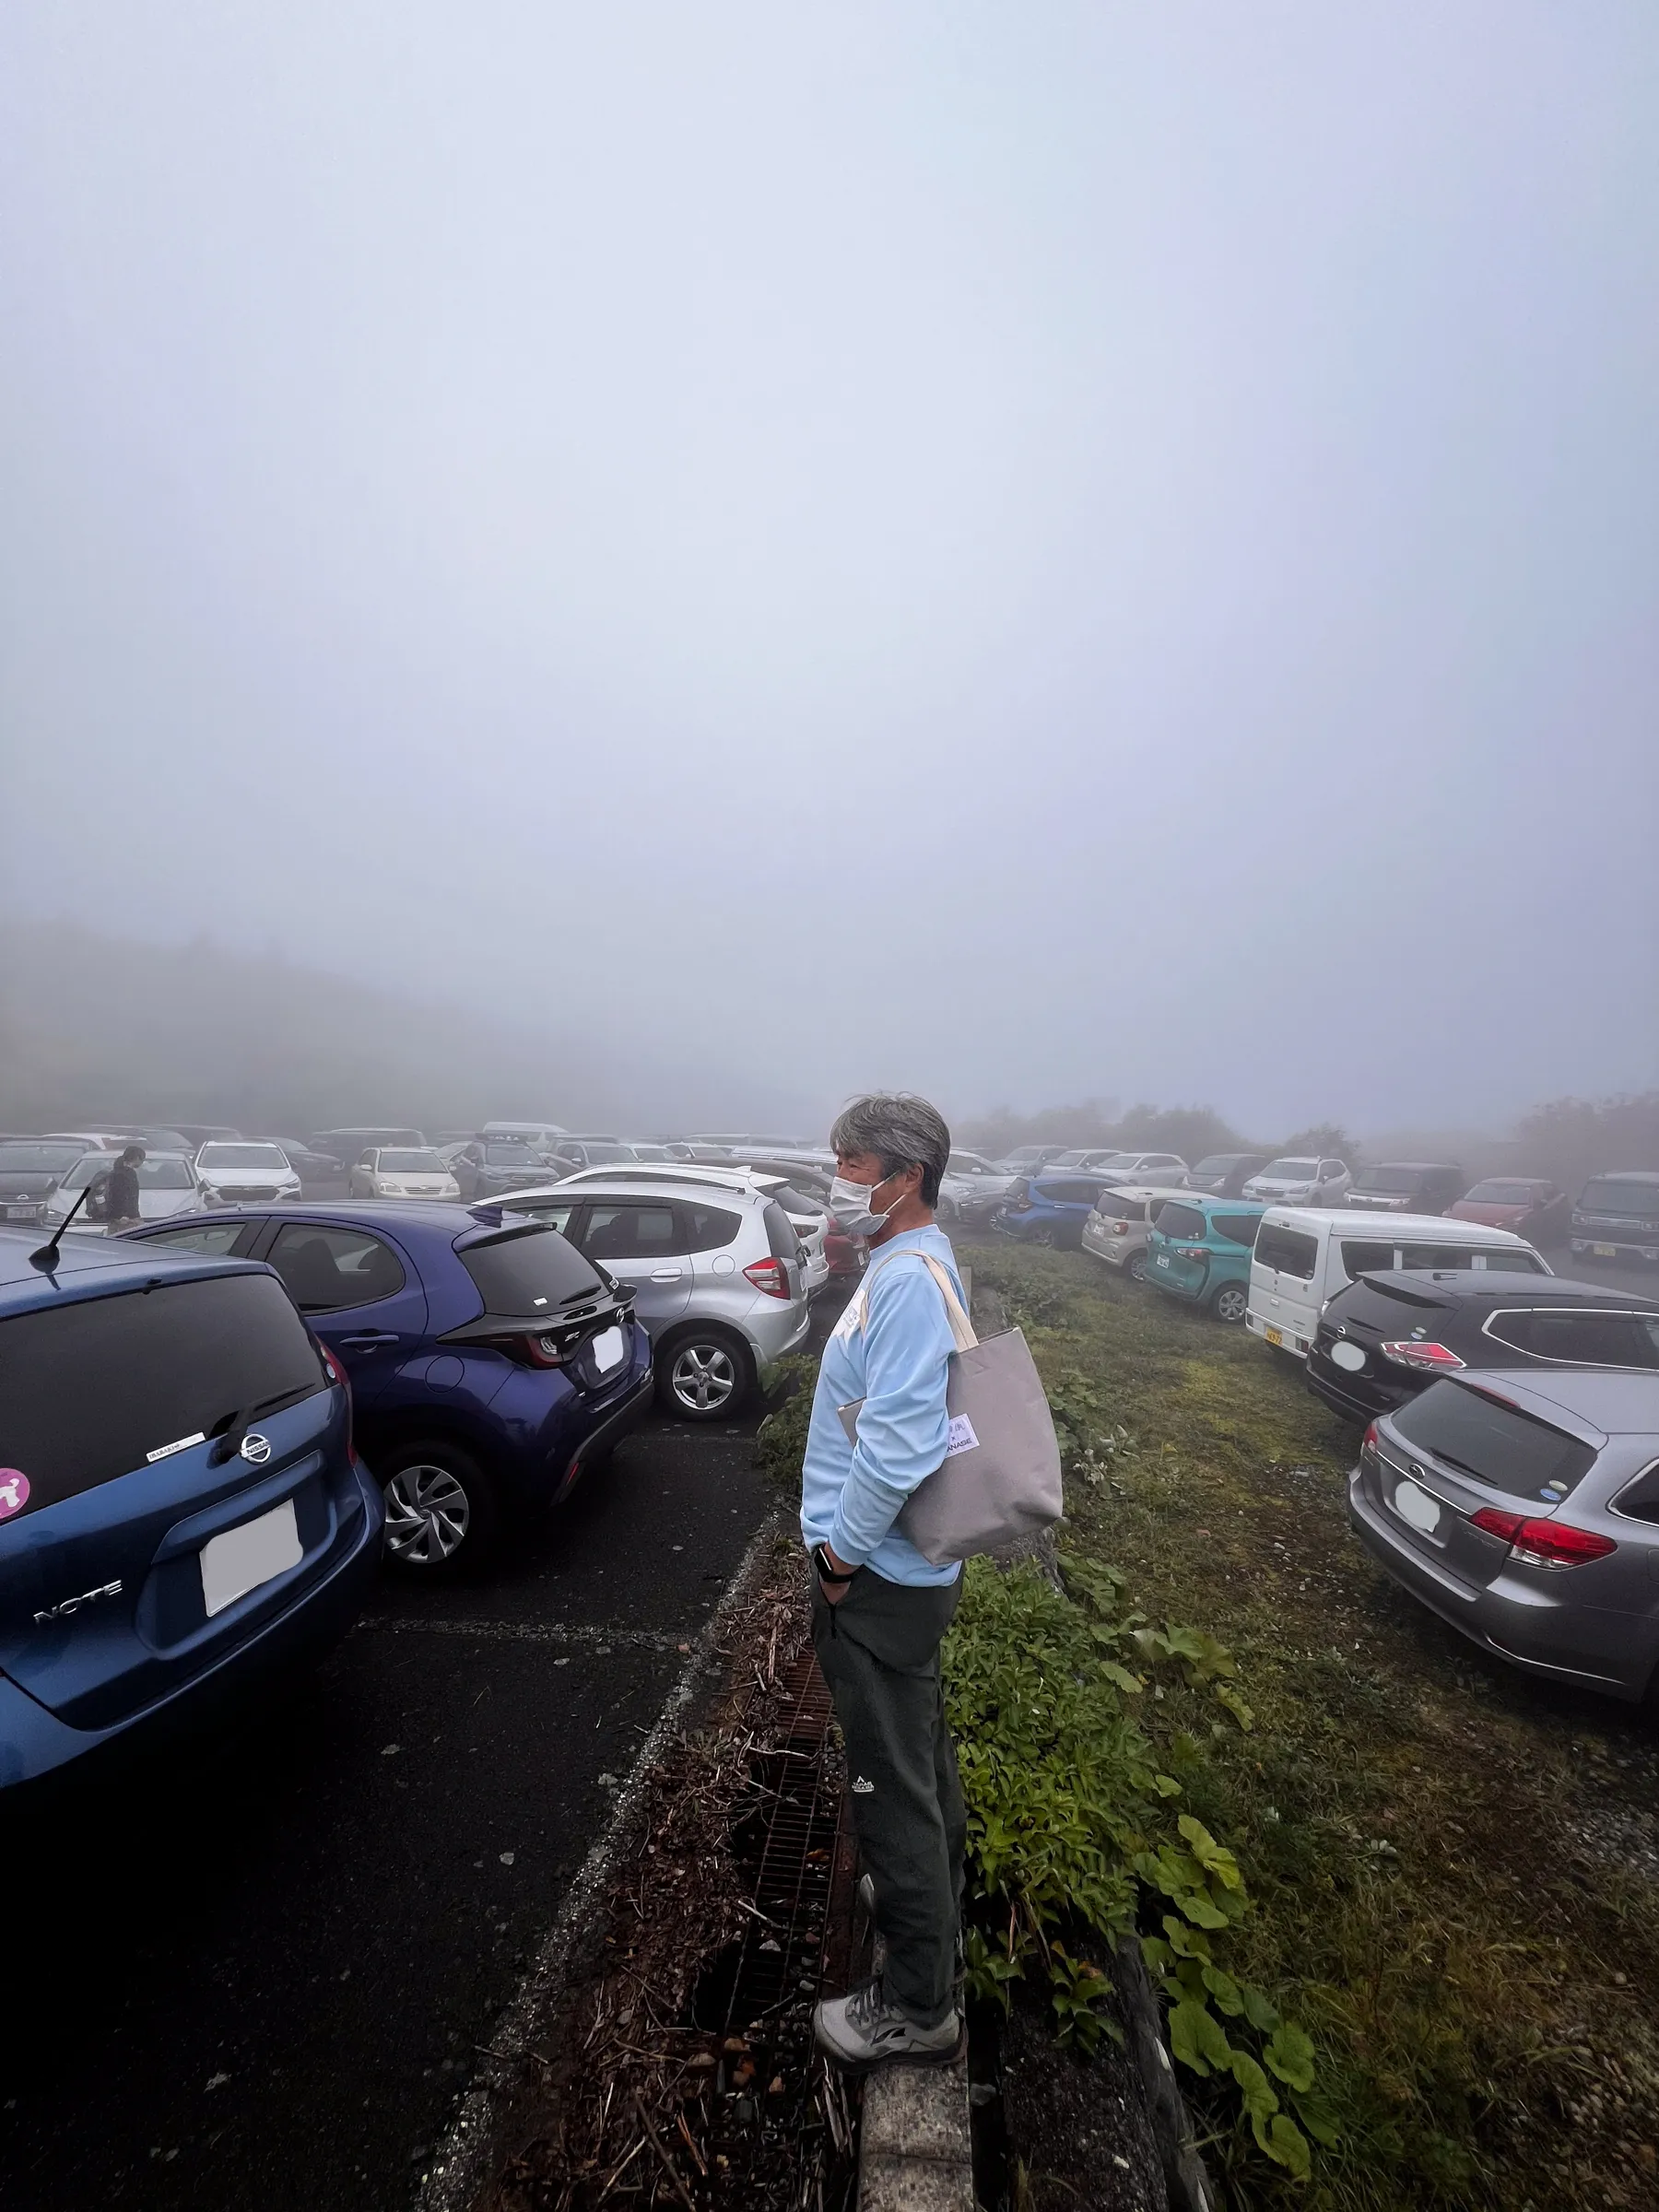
[0,917,818,1138]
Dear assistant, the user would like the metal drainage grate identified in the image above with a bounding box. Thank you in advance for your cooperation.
[690,1651,841,2036]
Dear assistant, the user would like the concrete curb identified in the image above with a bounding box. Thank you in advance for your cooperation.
[412,1510,789,2212]
[858,2057,976,2212]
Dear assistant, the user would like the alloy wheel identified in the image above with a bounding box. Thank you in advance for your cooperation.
[1214,1285,1248,1324]
[670,1341,738,1413]
[382,1463,472,1564]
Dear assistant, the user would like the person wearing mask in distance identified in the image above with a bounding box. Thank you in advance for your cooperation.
[104,1143,145,1230]
[804,1093,967,2068]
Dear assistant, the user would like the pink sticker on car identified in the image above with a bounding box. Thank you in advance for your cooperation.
[0,1470,30,1521]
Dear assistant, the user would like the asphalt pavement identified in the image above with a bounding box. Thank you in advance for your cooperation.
[0,1310,834,2212]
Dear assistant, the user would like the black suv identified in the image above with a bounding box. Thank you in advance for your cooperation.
[1571,1172,1659,1267]
[1187,1154,1271,1198]
[449,1139,572,1200]
[1307,1268,1659,1424]
[1344,1163,1466,1215]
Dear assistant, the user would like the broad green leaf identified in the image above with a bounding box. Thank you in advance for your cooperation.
[1265,2022,1317,2092]
[1262,2114,1312,2178]
[1291,2087,1342,2148]
[1214,1684,1254,1731]
[1230,2051,1279,2124]
[1240,1984,1283,2034]
[1173,1888,1230,1930]
[1178,1814,1243,1889]
[1169,1999,1232,2077]
[1160,1915,1211,1960]
[1202,1965,1244,2017]
[1099,1661,1145,1695]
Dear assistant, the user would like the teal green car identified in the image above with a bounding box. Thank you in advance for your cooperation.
[1143,1195,1266,1322]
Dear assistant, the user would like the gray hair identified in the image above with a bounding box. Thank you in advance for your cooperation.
[830,1092,951,1207]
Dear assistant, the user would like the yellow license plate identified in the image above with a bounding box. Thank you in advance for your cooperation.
[1594,1244,1617,1257]
[1265,1325,1283,1347]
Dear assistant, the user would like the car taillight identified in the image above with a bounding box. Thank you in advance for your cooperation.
[1379,1340,1465,1371]
[1470,1507,1615,1567]
[744,1256,791,1299]
[1360,1420,1379,1464]
[1175,1244,1207,1259]
[1112,1221,1128,1236]
[319,1344,346,1389]
[476,1330,565,1367]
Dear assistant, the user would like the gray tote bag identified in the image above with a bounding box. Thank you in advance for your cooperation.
[836,1251,1063,1566]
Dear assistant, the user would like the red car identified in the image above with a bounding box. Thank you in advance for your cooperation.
[1447,1178,1568,1242]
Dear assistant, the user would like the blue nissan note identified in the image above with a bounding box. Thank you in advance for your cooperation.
[124,1202,654,1575]
[0,1224,382,1794]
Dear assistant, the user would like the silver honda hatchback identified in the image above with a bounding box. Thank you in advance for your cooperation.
[1347,1366,1659,1701]
[489,1177,812,1419]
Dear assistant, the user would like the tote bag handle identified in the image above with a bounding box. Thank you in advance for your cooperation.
[853,1249,977,1353]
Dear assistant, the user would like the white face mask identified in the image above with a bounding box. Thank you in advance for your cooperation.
[827,1172,899,1238]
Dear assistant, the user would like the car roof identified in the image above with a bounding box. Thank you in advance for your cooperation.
[512,1176,772,1211]
[1261,1206,1532,1240]
[1350,1269,1656,1308]
[1452,1365,1659,1439]
[127,1198,478,1239]
[1358,1161,1461,1173]
[1584,1171,1659,1185]
[0,1222,262,1312]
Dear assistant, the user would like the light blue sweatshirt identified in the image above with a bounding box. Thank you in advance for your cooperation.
[799,1223,964,1588]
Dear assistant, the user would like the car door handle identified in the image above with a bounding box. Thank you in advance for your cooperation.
[649,1268,684,1282]
[335,1330,400,1347]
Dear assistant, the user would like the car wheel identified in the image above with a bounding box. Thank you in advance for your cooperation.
[378,1440,499,1575]
[657,1328,753,1421]
[1210,1282,1249,1324]
[936,1196,958,1223]
[1030,1225,1055,1248]
[1127,1249,1148,1284]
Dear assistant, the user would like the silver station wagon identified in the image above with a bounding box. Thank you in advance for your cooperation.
[1347,1367,1659,1702]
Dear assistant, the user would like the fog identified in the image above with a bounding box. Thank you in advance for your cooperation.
[3,3,1655,1136]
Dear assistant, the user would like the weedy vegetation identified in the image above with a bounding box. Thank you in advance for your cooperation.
[953,1241,1659,2210]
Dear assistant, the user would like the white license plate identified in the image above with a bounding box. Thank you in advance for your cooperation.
[1390,1478,1441,1536]
[1594,1243,1618,1257]
[590,1325,625,1374]
[200,1498,302,1618]
[1155,1253,1171,1268]
[6,1205,35,1218]
[1330,1339,1366,1372]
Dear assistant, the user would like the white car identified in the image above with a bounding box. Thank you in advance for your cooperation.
[1241,1156,1352,1209]
[347,1146,462,1200]
[196,1141,303,1206]
[46,1149,206,1232]
[535,1162,832,1293]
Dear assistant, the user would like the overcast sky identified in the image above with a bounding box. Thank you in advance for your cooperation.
[3,2,1654,1134]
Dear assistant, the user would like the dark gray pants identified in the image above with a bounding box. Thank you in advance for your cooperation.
[811,1566,966,2029]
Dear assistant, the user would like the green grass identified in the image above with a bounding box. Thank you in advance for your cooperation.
[959,1241,1659,2212]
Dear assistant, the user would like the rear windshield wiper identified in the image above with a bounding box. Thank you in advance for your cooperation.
[207,1385,317,1462]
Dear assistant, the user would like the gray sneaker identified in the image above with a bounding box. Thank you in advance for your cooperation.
[814,1977,960,2070]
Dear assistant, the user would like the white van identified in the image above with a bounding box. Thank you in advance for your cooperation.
[1246,1208,1551,1358]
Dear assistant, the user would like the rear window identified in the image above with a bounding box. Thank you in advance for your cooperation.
[0,1143,86,1172]
[1095,1195,1147,1224]
[1256,1224,1318,1279]
[1354,1168,1425,1194]
[1465,1182,1545,1205]
[1156,1203,1206,1241]
[1211,1213,1261,1248]
[1041,1180,1105,1206]
[764,1201,799,1260]
[1341,1238,1400,1278]
[1579,1180,1659,1222]
[1390,1382,1598,1502]
[460,1225,603,1314]
[682,1203,742,1254]
[0,1273,325,1519]
[1397,1241,1545,1275]
[1484,1309,1659,1370]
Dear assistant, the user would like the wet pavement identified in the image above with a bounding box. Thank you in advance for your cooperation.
[0,1353,822,2212]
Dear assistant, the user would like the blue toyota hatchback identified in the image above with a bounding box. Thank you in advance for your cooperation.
[124,1203,653,1575]
[0,1223,382,1794]
[992,1171,1124,1251]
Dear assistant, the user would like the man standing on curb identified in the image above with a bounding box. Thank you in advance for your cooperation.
[803,1092,966,2069]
